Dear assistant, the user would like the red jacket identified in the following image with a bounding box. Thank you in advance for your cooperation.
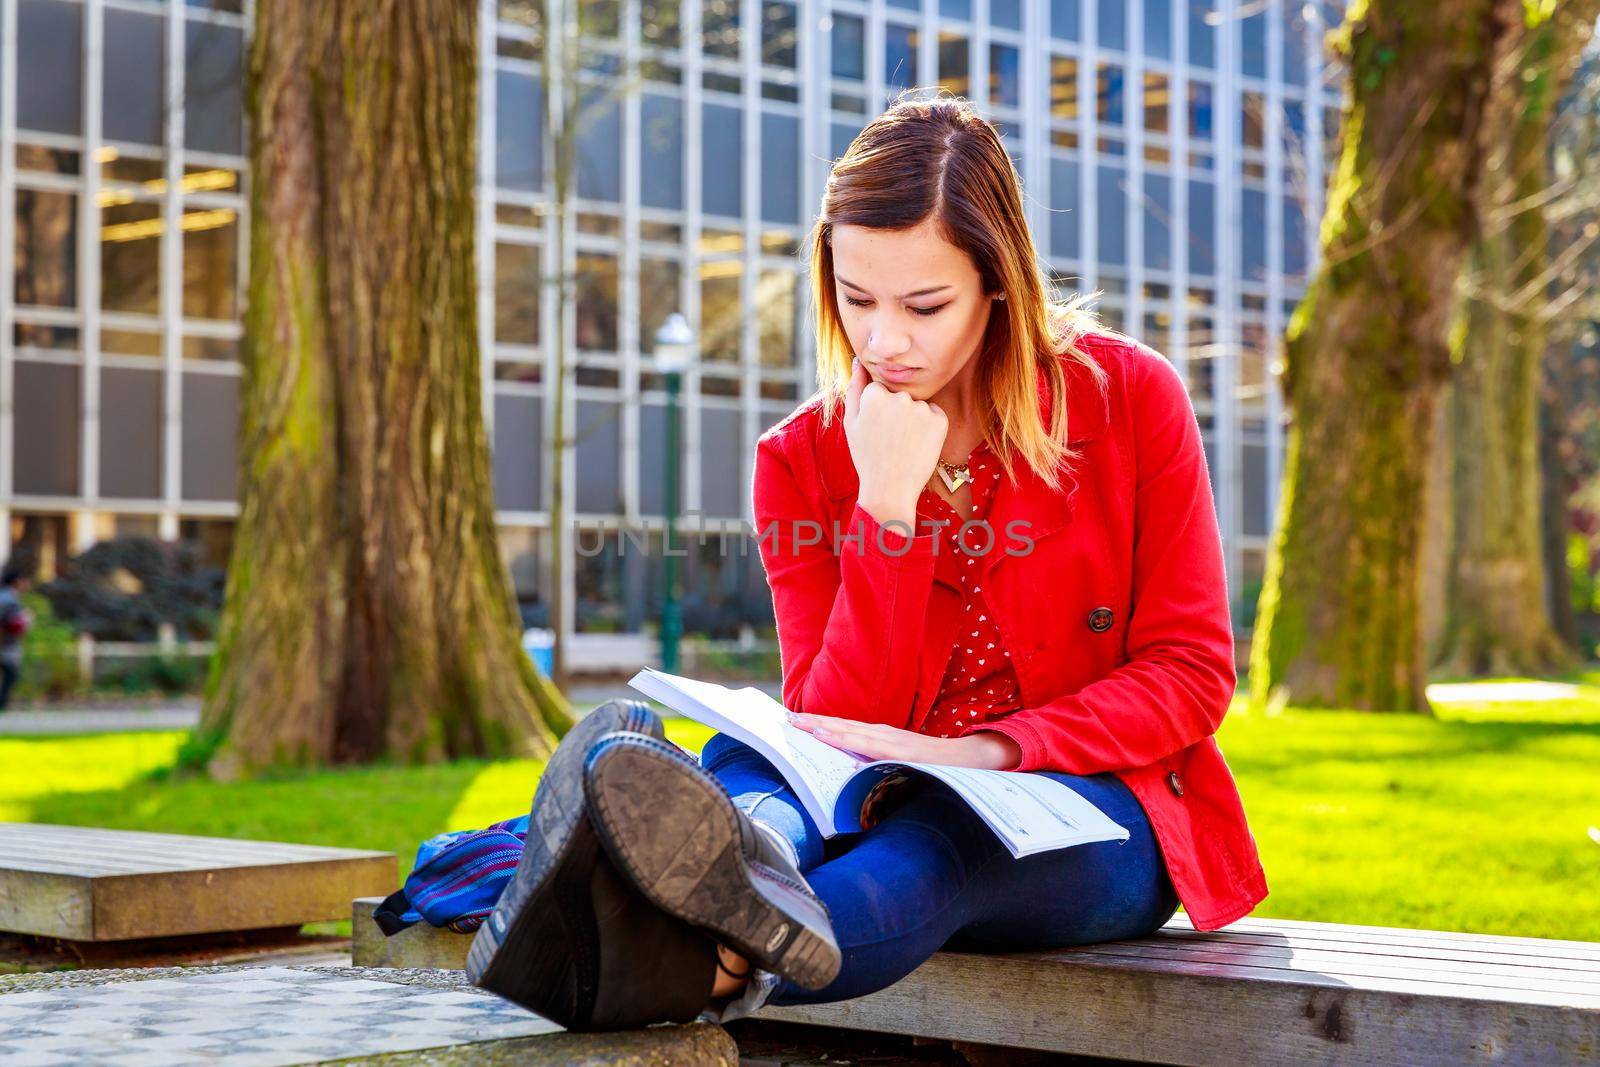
[751,330,1268,930]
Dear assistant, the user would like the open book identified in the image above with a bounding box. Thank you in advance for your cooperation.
[628,667,1129,859]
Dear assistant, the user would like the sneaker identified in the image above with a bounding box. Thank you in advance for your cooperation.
[467,699,719,1030]
[583,731,842,991]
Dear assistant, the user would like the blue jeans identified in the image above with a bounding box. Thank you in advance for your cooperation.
[699,732,1180,1006]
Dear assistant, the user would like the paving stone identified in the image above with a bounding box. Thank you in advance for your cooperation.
[0,965,736,1066]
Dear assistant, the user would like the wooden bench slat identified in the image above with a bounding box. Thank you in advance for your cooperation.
[0,823,395,940]
[1055,941,1600,998]
[1149,929,1600,975]
[1202,914,1600,956]
[1154,924,1600,967]
[1089,931,1600,977]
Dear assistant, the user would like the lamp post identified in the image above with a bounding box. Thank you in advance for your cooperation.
[654,313,695,674]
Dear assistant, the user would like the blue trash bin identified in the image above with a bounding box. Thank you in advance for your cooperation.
[521,628,555,676]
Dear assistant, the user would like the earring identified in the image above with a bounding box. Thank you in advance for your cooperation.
[995,293,1007,301]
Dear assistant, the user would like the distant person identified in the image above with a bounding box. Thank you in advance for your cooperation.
[0,566,32,712]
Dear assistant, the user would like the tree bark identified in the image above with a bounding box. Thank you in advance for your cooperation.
[198,0,571,774]
[1249,1,1520,712]
[1428,3,1597,677]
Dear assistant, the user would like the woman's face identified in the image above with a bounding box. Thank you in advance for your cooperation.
[829,218,998,400]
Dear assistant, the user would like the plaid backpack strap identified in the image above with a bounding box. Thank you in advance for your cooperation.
[371,814,531,938]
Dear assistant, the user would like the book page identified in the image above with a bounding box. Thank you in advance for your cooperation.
[907,764,1130,858]
[628,668,862,835]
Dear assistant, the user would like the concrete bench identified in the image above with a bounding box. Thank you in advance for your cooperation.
[0,823,394,942]
[351,898,1600,1066]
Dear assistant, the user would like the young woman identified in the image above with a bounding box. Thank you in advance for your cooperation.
[468,95,1267,1031]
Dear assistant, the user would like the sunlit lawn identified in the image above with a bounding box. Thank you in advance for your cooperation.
[5,677,1598,942]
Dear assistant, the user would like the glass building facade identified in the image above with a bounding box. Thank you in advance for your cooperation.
[0,0,1346,642]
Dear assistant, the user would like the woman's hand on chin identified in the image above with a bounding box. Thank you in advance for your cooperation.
[786,711,1021,770]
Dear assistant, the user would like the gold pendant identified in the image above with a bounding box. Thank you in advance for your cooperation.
[936,464,969,493]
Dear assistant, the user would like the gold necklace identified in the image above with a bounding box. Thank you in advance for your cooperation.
[934,456,971,493]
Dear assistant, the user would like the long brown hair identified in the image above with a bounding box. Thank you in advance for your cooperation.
[808,93,1108,491]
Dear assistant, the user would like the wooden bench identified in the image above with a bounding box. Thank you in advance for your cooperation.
[351,898,1600,1065]
[0,823,394,942]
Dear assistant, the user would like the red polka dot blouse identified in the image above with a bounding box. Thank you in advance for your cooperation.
[914,439,1025,739]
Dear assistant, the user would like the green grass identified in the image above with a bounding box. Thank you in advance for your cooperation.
[5,684,1598,942]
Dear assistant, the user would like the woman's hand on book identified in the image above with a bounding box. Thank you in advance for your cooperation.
[787,710,1022,770]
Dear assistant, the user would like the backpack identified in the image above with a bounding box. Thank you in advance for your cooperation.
[0,606,27,639]
[371,814,529,936]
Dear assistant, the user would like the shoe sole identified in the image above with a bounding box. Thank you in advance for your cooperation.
[466,699,665,1012]
[584,734,841,991]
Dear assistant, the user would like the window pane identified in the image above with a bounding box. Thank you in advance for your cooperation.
[990,44,1019,109]
[18,0,81,136]
[640,93,683,211]
[1050,0,1079,40]
[1241,8,1266,78]
[1284,2,1309,85]
[1143,72,1169,134]
[185,20,244,155]
[941,0,971,20]
[760,111,800,224]
[577,90,621,202]
[1187,179,1215,276]
[1241,187,1266,281]
[832,14,865,79]
[989,0,1021,30]
[13,361,80,496]
[100,367,163,500]
[15,190,78,309]
[924,34,963,99]
[1096,0,1125,49]
[703,0,739,58]
[182,372,238,502]
[1143,173,1171,272]
[1241,92,1265,149]
[183,208,238,320]
[701,408,742,518]
[1188,81,1213,140]
[702,103,743,217]
[642,0,681,48]
[1284,195,1307,278]
[493,393,543,511]
[1097,165,1126,267]
[640,258,682,356]
[1143,0,1171,59]
[700,264,741,363]
[762,1,796,67]
[885,24,918,94]
[1188,0,1214,68]
[575,401,621,513]
[758,269,797,368]
[1096,62,1124,126]
[496,242,541,346]
[104,9,165,146]
[576,253,619,352]
[1050,157,1080,260]
[1050,56,1079,120]
[102,200,162,315]
[831,121,861,160]
[497,69,543,192]
[580,0,619,37]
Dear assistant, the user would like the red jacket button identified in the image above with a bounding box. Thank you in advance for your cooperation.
[1167,771,1184,797]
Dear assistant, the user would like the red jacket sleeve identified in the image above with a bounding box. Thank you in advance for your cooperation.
[752,430,939,727]
[970,349,1238,773]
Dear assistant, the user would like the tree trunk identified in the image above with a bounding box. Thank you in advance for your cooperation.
[198,0,571,775]
[1249,1,1519,712]
[1429,4,1596,677]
